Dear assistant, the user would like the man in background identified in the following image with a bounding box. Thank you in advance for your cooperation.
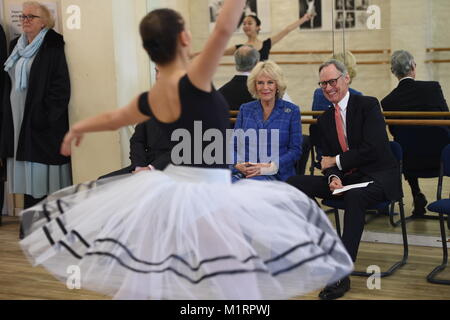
[219,44,259,111]
[381,50,449,217]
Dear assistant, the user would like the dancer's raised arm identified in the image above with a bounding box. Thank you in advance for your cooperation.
[270,14,312,46]
[188,0,246,91]
[61,96,149,156]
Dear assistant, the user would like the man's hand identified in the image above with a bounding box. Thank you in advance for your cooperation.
[329,177,343,194]
[321,156,337,171]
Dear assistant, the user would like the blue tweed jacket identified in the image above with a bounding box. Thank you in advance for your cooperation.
[232,99,302,181]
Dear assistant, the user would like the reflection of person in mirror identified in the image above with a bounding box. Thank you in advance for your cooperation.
[345,0,354,10]
[336,12,344,29]
[306,0,317,28]
[356,0,369,10]
[209,0,224,23]
[345,12,355,28]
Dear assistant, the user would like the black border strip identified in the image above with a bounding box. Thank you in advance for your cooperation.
[94,238,260,271]
[55,217,68,235]
[42,204,51,222]
[43,226,55,245]
[71,230,91,248]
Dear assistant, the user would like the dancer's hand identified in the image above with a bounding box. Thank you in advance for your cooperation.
[61,128,84,156]
[300,13,313,24]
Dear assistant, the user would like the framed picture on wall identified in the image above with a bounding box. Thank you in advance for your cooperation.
[299,0,371,31]
[208,0,271,34]
[334,0,371,30]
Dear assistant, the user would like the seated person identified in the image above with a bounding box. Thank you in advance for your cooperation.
[99,118,171,179]
[312,51,362,111]
[287,59,400,300]
[231,60,302,182]
[381,50,450,216]
[219,45,259,111]
[311,51,363,168]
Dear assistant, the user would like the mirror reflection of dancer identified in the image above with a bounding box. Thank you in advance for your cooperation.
[306,0,317,28]
[20,0,352,300]
[224,13,313,60]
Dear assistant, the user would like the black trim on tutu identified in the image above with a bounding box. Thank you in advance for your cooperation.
[40,222,340,284]
[43,225,55,245]
[42,204,51,222]
[271,252,329,276]
[55,217,68,235]
[318,231,326,246]
[94,238,261,269]
[72,230,91,248]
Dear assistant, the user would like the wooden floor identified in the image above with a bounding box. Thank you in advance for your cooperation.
[1,216,449,300]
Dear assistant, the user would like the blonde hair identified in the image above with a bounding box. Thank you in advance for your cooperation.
[331,51,357,83]
[23,1,55,29]
[247,60,287,99]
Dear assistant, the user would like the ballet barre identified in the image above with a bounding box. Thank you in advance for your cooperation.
[229,110,450,118]
[229,110,450,126]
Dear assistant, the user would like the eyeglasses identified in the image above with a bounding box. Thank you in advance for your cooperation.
[19,14,41,22]
[318,74,343,89]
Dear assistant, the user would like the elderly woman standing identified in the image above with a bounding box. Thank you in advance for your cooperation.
[2,1,71,212]
[232,60,302,182]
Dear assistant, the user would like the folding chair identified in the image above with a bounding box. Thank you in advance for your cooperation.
[393,125,450,228]
[425,144,450,285]
[322,141,409,277]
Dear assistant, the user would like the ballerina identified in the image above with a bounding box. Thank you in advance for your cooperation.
[20,0,353,300]
[223,12,313,60]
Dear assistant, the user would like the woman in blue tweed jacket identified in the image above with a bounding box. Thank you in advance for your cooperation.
[231,60,302,182]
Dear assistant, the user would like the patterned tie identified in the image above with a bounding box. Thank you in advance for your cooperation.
[334,104,348,152]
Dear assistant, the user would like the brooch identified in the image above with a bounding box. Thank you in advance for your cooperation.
[284,108,292,113]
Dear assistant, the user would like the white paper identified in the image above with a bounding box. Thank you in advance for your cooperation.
[332,181,374,195]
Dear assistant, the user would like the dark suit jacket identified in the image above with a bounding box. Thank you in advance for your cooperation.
[99,119,171,179]
[381,78,450,173]
[130,118,171,170]
[381,78,449,135]
[0,25,6,92]
[0,26,7,181]
[0,25,7,119]
[381,78,448,114]
[318,94,401,200]
[218,75,254,111]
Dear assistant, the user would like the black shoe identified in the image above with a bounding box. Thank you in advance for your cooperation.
[318,277,350,300]
[412,193,427,217]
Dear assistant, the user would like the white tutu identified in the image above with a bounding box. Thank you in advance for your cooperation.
[20,165,353,300]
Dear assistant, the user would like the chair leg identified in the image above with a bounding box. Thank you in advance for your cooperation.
[352,199,409,278]
[389,200,415,228]
[333,209,341,238]
[427,212,450,285]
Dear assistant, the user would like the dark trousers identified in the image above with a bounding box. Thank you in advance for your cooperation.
[287,172,386,261]
[296,135,311,175]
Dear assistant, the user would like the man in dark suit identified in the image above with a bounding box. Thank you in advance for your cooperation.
[287,60,400,300]
[381,50,449,217]
[99,119,171,179]
[218,44,258,111]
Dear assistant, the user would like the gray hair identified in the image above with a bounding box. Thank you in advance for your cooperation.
[319,59,348,76]
[23,1,55,29]
[390,50,415,79]
[234,45,260,72]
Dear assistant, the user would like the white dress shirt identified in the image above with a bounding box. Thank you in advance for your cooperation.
[329,91,350,184]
